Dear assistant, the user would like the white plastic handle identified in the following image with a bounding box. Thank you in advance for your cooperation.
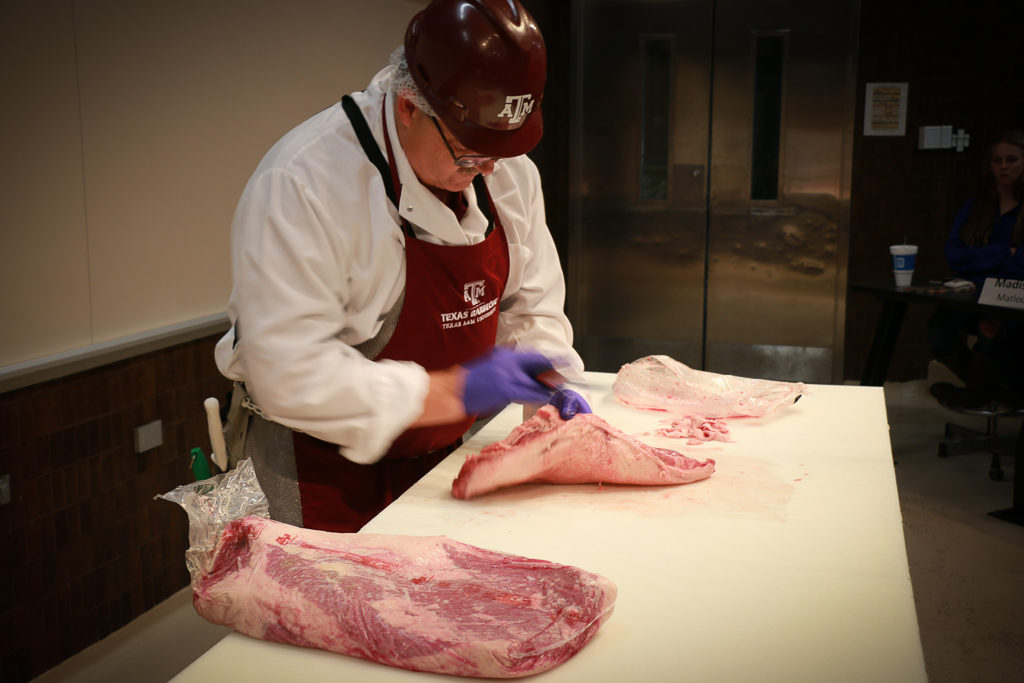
[204,397,229,471]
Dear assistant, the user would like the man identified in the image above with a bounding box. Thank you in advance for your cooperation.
[215,0,589,532]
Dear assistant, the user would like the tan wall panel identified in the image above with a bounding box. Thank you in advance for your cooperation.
[76,0,424,343]
[0,0,92,366]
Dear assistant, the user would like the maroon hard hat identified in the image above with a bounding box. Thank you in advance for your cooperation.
[404,0,546,158]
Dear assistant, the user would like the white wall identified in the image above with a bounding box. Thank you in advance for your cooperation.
[0,0,427,368]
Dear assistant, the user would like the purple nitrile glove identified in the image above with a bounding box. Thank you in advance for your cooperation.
[547,389,592,420]
[461,348,556,416]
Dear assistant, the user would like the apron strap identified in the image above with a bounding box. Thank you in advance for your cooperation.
[340,92,408,355]
[473,175,495,238]
[353,288,404,360]
[341,94,396,204]
[342,93,497,239]
[341,94,413,235]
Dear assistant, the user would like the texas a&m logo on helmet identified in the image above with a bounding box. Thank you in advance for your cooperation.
[497,95,535,127]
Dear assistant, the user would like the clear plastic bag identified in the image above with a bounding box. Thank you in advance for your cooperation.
[613,354,805,418]
[155,458,268,586]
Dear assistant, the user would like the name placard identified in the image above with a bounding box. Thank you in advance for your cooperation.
[978,278,1024,310]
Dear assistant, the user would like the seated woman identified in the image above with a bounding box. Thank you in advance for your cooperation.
[929,131,1024,408]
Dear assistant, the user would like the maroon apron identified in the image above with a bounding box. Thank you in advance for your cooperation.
[292,97,510,532]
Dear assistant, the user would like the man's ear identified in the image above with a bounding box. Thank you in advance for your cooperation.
[394,95,419,129]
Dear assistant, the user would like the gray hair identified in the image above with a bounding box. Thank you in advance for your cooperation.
[389,46,436,117]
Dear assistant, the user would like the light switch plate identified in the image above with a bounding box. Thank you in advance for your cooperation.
[134,419,163,453]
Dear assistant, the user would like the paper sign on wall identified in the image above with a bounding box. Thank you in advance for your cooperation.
[863,82,908,137]
[978,278,1024,310]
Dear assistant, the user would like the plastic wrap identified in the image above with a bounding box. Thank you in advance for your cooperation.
[156,458,268,586]
[613,354,805,418]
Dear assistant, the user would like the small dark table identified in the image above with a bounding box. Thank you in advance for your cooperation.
[849,280,1024,387]
[850,280,1024,527]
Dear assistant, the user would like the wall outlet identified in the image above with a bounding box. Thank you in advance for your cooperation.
[134,419,163,453]
[0,474,10,505]
[918,125,942,149]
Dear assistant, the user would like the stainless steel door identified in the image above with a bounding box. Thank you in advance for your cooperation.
[570,0,713,373]
[569,0,857,382]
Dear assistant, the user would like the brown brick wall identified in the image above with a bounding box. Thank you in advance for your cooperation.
[0,335,231,682]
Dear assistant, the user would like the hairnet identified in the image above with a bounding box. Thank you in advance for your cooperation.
[388,46,436,117]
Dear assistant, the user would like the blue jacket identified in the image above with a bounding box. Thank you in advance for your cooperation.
[945,198,1024,286]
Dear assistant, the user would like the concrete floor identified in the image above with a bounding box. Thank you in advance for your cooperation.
[33,377,1024,683]
[885,376,1024,683]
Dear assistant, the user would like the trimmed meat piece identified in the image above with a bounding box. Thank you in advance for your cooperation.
[614,355,805,418]
[451,405,714,500]
[194,515,617,678]
[649,415,731,444]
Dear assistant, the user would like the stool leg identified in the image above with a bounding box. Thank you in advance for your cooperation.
[990,452,1004,481]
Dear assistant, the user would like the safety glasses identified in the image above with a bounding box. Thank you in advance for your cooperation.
[430,116,500,168]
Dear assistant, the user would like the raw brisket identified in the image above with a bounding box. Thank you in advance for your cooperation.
[193,515,616,678]
[613,354,805,418]
[451,405,715,500]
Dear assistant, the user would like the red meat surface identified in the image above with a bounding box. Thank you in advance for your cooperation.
[452,405,715,500]
[193,515,616,678]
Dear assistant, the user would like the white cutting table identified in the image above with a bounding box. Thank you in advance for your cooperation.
[173,372,927,682]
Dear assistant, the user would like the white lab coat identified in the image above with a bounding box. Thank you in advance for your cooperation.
[215,66,582,465]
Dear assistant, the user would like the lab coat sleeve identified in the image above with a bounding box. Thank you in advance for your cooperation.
[227,168,428,464]
[494,159,585,382]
